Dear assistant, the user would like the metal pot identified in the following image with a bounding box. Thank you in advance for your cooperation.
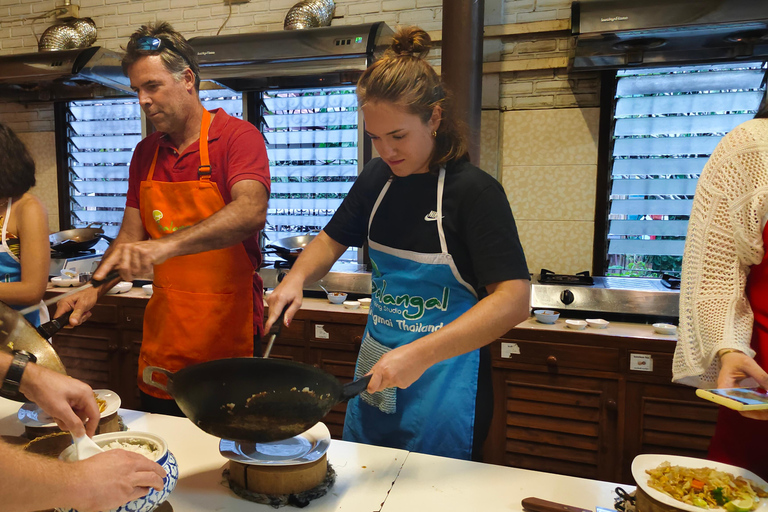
[265,233,317,262]
[143,358,370,443]
[50,224,113,253]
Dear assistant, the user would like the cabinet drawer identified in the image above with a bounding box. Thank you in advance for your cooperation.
[309,322,363,347]
[120,306,145,330]
[494,340,619,372]
[88,303,120,325]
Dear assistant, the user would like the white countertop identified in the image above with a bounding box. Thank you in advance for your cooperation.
[0,397,631,511]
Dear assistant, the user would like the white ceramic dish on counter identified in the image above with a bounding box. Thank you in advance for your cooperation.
[219,422,330,466]
[358,297,371,309]
[533,309,559,324]
[343,300,360,310]
[106,281,133,294]
[565,319,587,330]
[50,276,80,287]
[19,389,120,427]
[631,453,768,512]
[653,323,677,335]
[327,292,347,304]
[586,318,609,329]
[142,283,153,296]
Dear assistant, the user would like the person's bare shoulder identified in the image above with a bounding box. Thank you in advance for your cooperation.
[15,193,48,216]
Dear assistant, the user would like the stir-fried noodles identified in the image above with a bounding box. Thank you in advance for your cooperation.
[646,462,768,510]
[94,393,107,414]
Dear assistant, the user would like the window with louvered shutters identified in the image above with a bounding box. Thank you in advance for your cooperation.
[261,86,359,263]
[63,89,243,240]
[606,62,766,277]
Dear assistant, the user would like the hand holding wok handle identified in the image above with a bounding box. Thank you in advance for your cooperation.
[341,375,372,401]
[522,498,593,512]
[262,306,288,358]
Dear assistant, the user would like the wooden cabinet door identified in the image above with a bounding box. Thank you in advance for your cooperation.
[485,368,619,482]
[308,325,363,439]
[119,330,143,410]
[622,381,718,482]
[51,326,122,392]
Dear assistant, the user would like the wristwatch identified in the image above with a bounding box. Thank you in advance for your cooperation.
[0,350,37,399]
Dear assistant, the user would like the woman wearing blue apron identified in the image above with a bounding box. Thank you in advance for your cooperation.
[265,26,531,460]
[0,123,51,327]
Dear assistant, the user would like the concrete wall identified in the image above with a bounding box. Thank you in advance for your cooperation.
[0,0,601,275]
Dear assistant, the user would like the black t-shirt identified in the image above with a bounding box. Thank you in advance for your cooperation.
[324,158,529,294]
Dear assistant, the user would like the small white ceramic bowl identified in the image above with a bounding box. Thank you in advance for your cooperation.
[653,323,677,335]
[586,318,609,329]
[106,281,132,294]
[57,431,178,512]
[565,319,588,330]
[343,300,360,310]
[358,298,371,309]
[51,276,80,287]
[533,309,559,324]
[327,292,348,304]
[142,284,153,296]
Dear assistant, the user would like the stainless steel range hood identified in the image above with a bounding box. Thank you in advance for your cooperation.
[0,46,132,102]
[572,0,768,69]
[190,22,393,90]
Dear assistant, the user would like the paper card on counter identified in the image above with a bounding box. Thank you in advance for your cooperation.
[630,353,653,372]
[315,324,330,340]
[501,342,520,358]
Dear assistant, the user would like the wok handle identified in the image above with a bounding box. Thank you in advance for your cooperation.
[142,366,173,392]
[90,270,121,287]
[341,375,372,401]
[262,305,288,358]
[36,311,73,339]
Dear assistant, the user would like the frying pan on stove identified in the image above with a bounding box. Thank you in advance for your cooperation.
[143,358,371,442]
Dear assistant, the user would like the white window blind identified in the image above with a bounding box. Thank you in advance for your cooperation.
[262,86,359,263]
[64,88,243,240]
[607,62,766,277]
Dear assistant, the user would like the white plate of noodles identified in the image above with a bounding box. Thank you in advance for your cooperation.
[632,454,768,512]
[18,389,120,427]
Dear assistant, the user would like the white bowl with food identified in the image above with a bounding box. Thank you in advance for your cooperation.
[586,318,610,329]
[358,297,371,309]
[50,276,80,287]
[565,319,588,330]
[327,292,348,304]
[653,323,677,335]
[58,431,178,512]
[533,309,559,324]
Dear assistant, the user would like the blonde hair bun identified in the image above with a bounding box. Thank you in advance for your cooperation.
[389,26,431,59]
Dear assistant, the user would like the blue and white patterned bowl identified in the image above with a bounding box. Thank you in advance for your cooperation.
[57,431,178,512]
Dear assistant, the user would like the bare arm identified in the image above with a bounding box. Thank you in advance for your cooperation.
[54,207,147,325]
[0,194,49,306]
[366,279,530,393]
[0,442,165,512]
[94,180,268,281]
[264,230,348,332]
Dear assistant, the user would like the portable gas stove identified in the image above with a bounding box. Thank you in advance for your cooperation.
[531,269,680,323]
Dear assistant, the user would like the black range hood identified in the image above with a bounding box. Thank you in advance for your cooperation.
[190,22,393,90]
[0,46,132,102]
[572,0,768,69]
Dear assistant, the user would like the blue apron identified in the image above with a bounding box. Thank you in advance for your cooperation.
[0,198,47,327]
[342,167,480,460]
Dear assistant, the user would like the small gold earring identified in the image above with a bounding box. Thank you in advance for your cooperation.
[432,131,437,137]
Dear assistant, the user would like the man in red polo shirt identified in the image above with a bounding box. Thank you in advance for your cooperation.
[56,21,270,415]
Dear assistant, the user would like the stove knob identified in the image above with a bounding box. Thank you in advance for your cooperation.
[560,289,574,305]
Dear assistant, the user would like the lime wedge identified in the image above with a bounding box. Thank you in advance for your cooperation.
[724,498,754,512]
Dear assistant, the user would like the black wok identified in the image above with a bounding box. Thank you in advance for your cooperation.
[50,224,114,253]
[143,358,370,443]
[265,233,317,262]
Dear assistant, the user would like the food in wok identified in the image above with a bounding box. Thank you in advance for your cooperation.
[646,461,768,511]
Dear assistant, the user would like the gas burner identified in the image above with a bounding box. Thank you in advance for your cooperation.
[661,273,681,289]
[274,260,293,269]
[538,269,594,286]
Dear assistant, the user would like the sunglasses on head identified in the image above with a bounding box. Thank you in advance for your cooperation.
[135,36,188,64]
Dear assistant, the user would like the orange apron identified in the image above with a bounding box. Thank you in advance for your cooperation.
[137,109,254,399]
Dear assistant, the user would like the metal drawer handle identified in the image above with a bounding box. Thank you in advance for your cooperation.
[546,355,557,366]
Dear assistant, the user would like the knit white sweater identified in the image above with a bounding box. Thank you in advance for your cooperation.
[673,118,768,388]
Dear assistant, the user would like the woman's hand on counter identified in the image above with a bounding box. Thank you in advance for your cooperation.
[717,350,768,420]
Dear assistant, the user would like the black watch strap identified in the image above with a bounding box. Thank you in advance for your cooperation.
[1,351,36,399]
